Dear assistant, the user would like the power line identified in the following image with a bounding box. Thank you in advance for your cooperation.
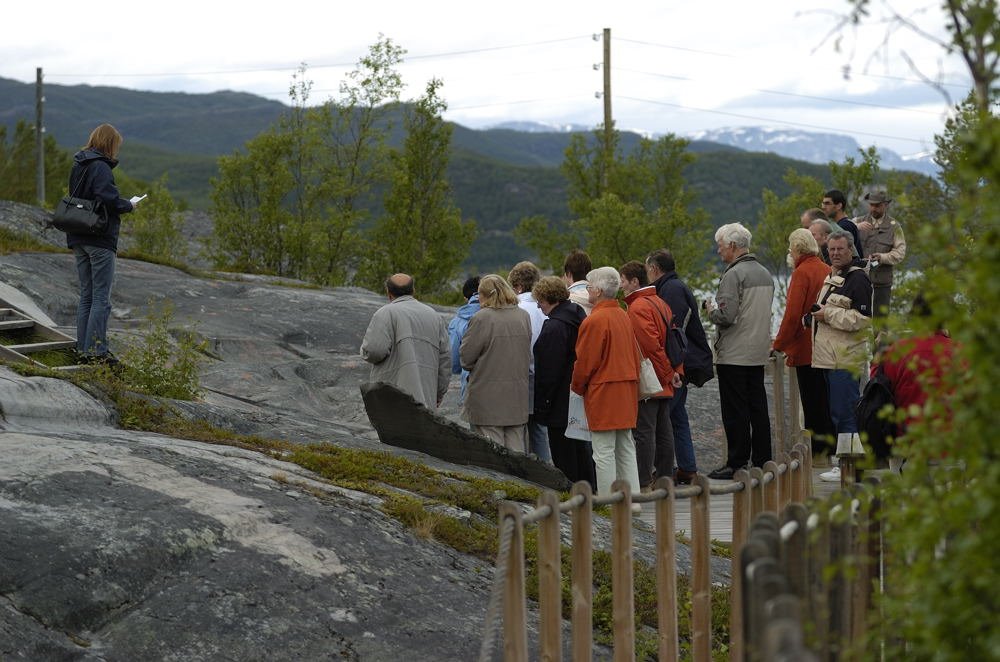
[615,37,736,59]
[615,66,948,116]
[616,35,972,90]
[48,35,593,79]
[618,95,930,145]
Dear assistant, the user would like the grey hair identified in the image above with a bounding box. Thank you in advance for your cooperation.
[714,222,752,249]
[827,229,856,250]
[586,266,621,298]
[809,219,834,235]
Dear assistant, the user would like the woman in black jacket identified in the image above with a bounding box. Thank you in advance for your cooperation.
[67,124,137,363]
[531,276,594,489]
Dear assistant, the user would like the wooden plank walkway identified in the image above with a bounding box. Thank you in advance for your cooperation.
[635,466,842,543]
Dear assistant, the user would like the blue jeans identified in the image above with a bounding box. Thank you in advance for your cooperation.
[74,245,116,356]
[670,384,698,472]
[528,416,552,463]
[826,369,861,434]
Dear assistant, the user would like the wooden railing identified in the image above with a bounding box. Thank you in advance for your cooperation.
[479,442,814,662]
[740,478,883,660]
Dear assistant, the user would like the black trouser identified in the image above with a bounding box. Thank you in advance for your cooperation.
[717,364,772,469]
[548,425,597,492]
[873,286,891,318]
[633,397,674,486]
[795,364,835,454]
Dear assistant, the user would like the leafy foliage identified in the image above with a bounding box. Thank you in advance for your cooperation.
[517,126,713,275]
[124,174,187,262]
[0,120,74,206]
[356,79,476,297]
[115,302,206,400]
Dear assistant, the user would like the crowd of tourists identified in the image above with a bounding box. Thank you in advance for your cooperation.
[361,189,950,495]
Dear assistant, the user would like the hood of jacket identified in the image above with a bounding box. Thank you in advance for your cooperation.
[455,295,480,321]
[547,300,586,329]
[73,149,118,169]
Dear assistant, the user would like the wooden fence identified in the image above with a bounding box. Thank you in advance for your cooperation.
[478,441,814,661]
[741,479,883,661]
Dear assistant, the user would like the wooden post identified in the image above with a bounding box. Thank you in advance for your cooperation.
[779,453,793,510]
[610,479,635,662]
[690,474,712,662]
[740,537,772,662]
[788,365,801,454]
[654,477,679,662]
[789,447,806,504]
[35,67,45,207]
[570,481,593,662]
[499,502,528,662]
[730,469,752,662]
[771,358,787,450]
[828,505,853,660]
[802,441,814,499]
[805,497,830,653]
[780,503,809,601]
[537,491,562,662]
[763,460,780,513]
[749,466,765,520]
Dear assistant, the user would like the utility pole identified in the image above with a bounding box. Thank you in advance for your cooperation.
[602,28,612,143]
[601,28,612,193]
[35,67,45,207]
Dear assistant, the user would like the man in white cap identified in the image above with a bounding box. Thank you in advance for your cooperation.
[856,191,906,317]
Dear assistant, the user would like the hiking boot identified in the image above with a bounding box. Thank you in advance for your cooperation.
[707,466,735,480]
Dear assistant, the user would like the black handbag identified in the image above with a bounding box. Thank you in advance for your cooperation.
[52,164,108,235]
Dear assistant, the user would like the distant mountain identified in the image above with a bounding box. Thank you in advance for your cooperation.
[0,77,927,270]
[687,126,939,177]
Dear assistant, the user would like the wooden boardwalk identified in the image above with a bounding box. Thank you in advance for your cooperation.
[635,466,842,543]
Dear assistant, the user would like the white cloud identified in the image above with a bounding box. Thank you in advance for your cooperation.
[2,0,972,154]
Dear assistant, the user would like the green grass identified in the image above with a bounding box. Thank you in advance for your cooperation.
[0,226,66,255]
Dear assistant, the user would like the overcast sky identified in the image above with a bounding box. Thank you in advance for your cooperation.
[2,1,971,156]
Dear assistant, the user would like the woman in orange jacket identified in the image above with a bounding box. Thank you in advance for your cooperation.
[772,228,834,455]
[620,261,682,488]
[571,266,642,501]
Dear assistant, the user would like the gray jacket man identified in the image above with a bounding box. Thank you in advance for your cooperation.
[705,222,774,479]
[361,273,451,409]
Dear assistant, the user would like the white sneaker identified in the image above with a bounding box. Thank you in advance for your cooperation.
[819,466,841,482]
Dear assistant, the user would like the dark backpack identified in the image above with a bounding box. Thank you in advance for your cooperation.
[665,308,691,370]
[855,365,897,460]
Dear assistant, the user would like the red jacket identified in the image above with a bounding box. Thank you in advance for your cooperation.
[572,299,640,431]
[773,254,831,366]
[624,287,675,398]
[879,331,954,428]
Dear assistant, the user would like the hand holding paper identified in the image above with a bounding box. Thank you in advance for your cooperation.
[129,194,148,206]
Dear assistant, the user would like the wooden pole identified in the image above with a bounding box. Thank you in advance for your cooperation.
[499,502,528,662]
[35,67,45,207]
[771,358,787,450]
[730,469,752,662]
[690,474,712,662]
[763,460,780,513]
[611,479,635,662]
[537,491,562,662]
[749,466,765,520]
[653,477,679,661]
[570,482,593,662]
[788,366,802,453]
[602,26,612,181]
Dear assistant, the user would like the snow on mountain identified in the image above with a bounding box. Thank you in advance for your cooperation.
[686,126,939,177]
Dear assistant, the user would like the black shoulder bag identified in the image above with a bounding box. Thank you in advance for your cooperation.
[52,164,108,235]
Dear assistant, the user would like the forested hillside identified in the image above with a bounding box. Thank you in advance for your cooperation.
[3,76,834,269]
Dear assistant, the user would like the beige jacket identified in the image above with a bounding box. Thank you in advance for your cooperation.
[810,267,873,372]
[460,305,532,426]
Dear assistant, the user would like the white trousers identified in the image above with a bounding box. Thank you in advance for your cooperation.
[590,428,641,498]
